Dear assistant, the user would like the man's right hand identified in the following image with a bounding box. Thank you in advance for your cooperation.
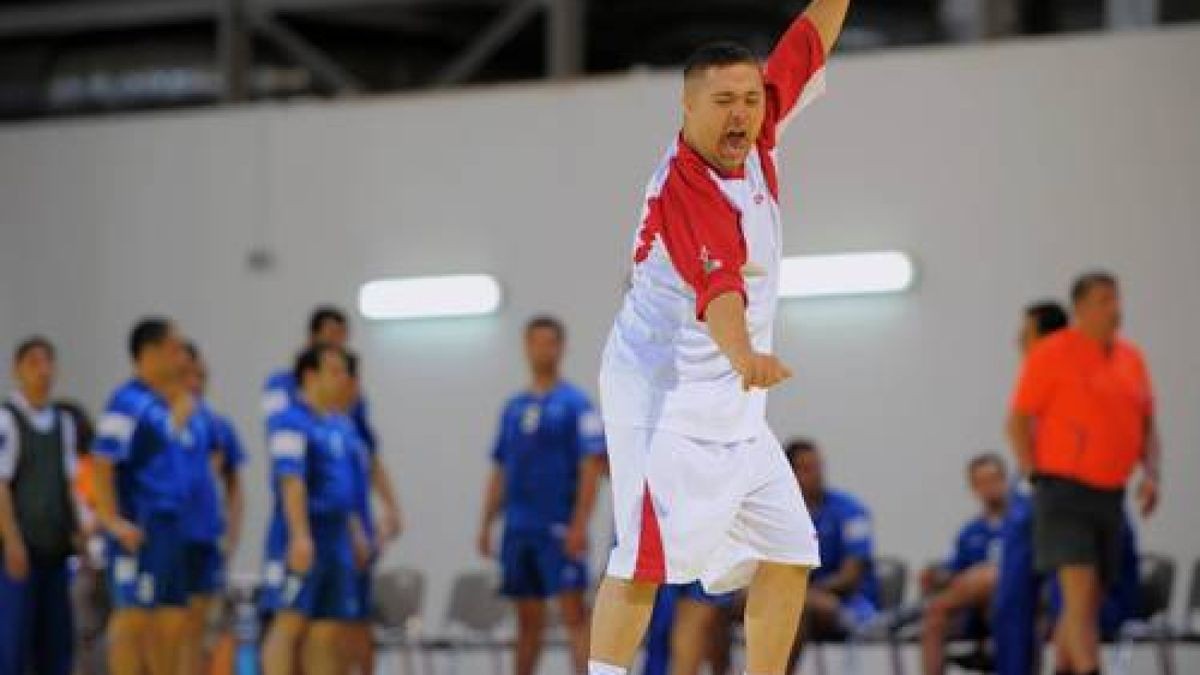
[477,527,493,559]
[3,538,30,581]
[109,519,144,554]
[287,534,315,574]
[732,352,793,391]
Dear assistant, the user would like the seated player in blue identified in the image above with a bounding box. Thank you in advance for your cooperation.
[476,316,606,675]
[919,452,1009,675]
[994,300,1068,675]
[785,438,880,666]
[178,341,246,675]
[92,317,194,675]
[641,582,735,675]
[260,343,364,675]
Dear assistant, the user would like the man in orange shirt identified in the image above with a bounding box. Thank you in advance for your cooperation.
[1007,271,1161,675]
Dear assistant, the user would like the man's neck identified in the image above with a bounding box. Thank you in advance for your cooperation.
[530,372,559,395]
[1077,323,1115,348]
[134,365,169,397]
[16,387,50,410]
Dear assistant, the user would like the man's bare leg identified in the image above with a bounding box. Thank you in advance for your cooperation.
[746,563,810,675]
[303,621,349,675]
[515,599,547,675]
[1057,565,1103,673]
[921,564,997,675]
[787,587,838,674]
[148,606,191,675]
[181,595,214,675]
[344,622,375,675]
[107,608,151,675]
[262,611,308,675]
[671,598,722,675]
[589,577,659,671]
[559,590,591,674]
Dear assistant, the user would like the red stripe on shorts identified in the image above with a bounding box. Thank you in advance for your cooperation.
[633,483,666,583]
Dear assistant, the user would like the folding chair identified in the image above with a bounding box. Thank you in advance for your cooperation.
[430,569,511,675]
[1112,552,1177,675]
[812,555,909,675]
[373,567,429,675]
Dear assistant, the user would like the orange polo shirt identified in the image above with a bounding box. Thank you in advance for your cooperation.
[1011,327,1154,490]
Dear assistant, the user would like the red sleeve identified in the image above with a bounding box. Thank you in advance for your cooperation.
[760,16,827,150]
[1011,342,1058,416]
[652,155,747,321]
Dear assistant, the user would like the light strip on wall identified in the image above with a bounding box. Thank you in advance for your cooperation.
[779,251,915,299]
[359,274,502,320]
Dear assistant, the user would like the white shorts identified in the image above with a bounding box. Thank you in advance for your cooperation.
[603,424,820,594]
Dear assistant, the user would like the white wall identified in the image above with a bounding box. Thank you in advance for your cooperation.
[1,26,1198,631]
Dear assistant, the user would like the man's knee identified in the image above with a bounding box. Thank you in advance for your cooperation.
[267,612,309,643]
[108,609,149,643]
[558,593,589,628]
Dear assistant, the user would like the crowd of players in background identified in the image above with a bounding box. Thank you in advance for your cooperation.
[0,269,1159,675]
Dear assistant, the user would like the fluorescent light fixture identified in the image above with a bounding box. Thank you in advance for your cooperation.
[779,251,915,299]
[359,274,502,320]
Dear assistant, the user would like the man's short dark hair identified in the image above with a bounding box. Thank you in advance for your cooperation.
[967,451,1006,477]
[1025,301,1068,338]
[1070,271,1118,305]
[129,317,173,361]
[293,343,347,386]
[784,437,819,464]
[525,315,566,342]
[14,336,55,364]
[684,41,759,79]
[308,306,348,339]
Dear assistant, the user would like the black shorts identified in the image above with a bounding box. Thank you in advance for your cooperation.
[1032,475,1125,586]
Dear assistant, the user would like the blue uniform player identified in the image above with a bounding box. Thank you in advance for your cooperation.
[179,342,247,674]
[92,317,194,675]
[260,343,364,675]
[785,438,879,665]
[262,307,402,673]
[478,316,606,675]
[919,453,1009,675]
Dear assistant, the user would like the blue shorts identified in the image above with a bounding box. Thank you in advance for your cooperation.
[500,529,587,599]
[108,513,189,609]
[184,541,224,597]
[260,521,360,621]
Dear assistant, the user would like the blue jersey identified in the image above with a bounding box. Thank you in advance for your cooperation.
[94,379,189,520]
[945,515,1004,574]
[810,489,880,605]
[181,403,247,543]
[266,399,357,529]
[331,413,375,542]
[491,381,605,534]
[263,368,377,451]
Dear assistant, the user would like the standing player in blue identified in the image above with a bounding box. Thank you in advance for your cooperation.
[179,341,247,675]
[785,438,879,670]
[477,316,607,675]
[918,452,1008,675]
[260,343,365,675]
[92,317,194,675]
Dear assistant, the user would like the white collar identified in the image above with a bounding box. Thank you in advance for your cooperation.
[7,390,53,417]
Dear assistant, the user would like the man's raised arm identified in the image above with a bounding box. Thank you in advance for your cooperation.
[803,0,852,55]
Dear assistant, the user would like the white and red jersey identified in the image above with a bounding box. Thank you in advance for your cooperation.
[601,16,827,443]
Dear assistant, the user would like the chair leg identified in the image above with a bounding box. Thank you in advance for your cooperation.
[815,645,828,675]
[888,635,905,675]
[1156,634,1177,675]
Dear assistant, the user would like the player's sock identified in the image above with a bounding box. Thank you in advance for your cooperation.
[587,660,627,675]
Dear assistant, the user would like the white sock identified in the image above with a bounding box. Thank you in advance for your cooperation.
[587,660,627,675]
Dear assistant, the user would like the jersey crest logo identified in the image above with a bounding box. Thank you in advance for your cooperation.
[700,246,723,276]
[521,405,541,435]
[754,193,765,205]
